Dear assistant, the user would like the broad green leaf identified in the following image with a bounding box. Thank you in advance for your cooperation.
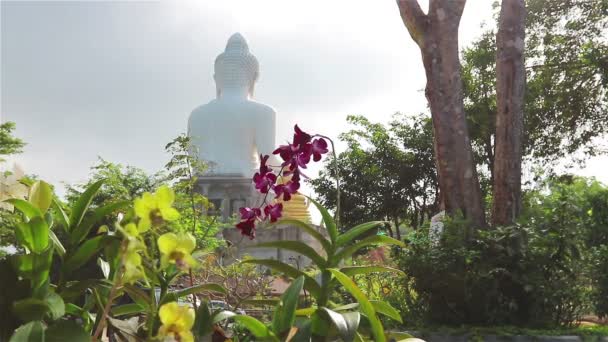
[70,200,129,245]
[243,299,280,307]
[111,303,145,316]
[339,266,404,277]
[307,196,338,243]
[46,320,91,342]
[27,217,49,253]
[13,298,49,321]
[51,199,69,231]
[252,240,326,268]
[122,284,152,309]
[68,180,104,230]
[342,311,361,342]
[329,269,385,342]
[97,258,110,279]
[193,300,213,337]
[29,181,53,214]
[242,259,321,298]
[63,235,115,274]
[9,321,45,342]
[212,310,236,324]
[319,308,349,341]
[7,199,42,219]
[332,303,360,311]
[295,307,316,316]
[275,218,331,253]
[49,230,66,257]
[272,276,305,336]
[45,292,65,320]
[333,235,405,265]
[162,283,227,305]
[370,300,402,323]
[13,248,53,288]
[291,320,312,342]
[233,315,278,341]
[336,221,385,247]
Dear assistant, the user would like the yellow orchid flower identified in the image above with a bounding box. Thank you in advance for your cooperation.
[122,247,144,284]
[157,302,195,342]
[158,232,197,270]
[134,185,180,232]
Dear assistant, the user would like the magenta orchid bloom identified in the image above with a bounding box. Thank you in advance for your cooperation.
[236,125,330,238]
[264,203,283,223]
[311,138,329,161]
[239,207,261,221]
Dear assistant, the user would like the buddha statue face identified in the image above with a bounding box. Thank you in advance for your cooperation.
[213,33,259,99]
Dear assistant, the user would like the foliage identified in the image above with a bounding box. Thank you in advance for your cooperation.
[1,180,227,341]
[463,0,608,177]
[310,114,437,238]
[397,176,608,328]
[163,134,221,250]
[0,121,25,161]
[243,199,407,341]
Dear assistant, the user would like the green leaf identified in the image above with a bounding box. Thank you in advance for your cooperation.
[63,235,115,274]
[370,300,402,323]
[342,311,361,342]
[252,240,327,268]
[272,276,304,336]
[97,258,110,279]
[242,299,280,307]
[242,259,321,298]
[49,230,66,257]
[336,221,385,247]
[162,283,227,305]
[212,310,236,324]
[45,292,65,320]
[13,299,49,321]
[328,269,385,342]
[332,303,360,311]
[9,321,45,342]
[13,248,53,289]
[51,199,69,231]
[68,180,104,230]
[274,218,332,253]
[29,181,53,214]
[46,320,91,342]
[307,196,338,243]
[22,217,49,253]
[333,235,404,266]
[232,315,278,341]
[339,266,404,277]
[122,284,152,310]
[70,200,129,245]
[111,303,145,316]
[7,199,42,219]
[193,300,213,337]
[319,307,349,341]
[295,307,316,316]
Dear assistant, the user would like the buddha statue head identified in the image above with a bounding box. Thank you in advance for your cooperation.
[214,33,260,99]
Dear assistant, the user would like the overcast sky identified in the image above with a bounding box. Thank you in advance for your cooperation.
[1,0,606,199]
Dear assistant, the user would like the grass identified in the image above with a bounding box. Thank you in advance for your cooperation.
[409,324,608,341]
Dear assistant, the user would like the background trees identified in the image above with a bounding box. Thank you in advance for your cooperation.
[310,114,437,238]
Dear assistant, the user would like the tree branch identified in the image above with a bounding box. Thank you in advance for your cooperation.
[396,0,428,46]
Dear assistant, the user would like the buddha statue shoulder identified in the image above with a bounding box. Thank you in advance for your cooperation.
[188,33,276,177]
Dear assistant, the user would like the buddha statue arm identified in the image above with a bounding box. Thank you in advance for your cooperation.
[255,111,276,158]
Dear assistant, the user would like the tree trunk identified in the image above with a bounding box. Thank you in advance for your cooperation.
[492,0,525,226]
[397,0,486,228]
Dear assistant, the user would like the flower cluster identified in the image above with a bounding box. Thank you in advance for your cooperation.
[236,125,329,238]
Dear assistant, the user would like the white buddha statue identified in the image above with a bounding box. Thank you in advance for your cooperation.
[188,33,276,177]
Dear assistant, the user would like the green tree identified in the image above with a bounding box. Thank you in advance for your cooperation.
[310,113,437,239]
[65,158,162,209]
[464,0,608,177]
[0,122,25,161]
[163,134,221,250]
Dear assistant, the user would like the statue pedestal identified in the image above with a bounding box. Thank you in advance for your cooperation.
[196,174,257,221]
[220,222,327,268]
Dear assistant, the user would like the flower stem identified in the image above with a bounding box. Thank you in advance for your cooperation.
[316,135,341,229]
